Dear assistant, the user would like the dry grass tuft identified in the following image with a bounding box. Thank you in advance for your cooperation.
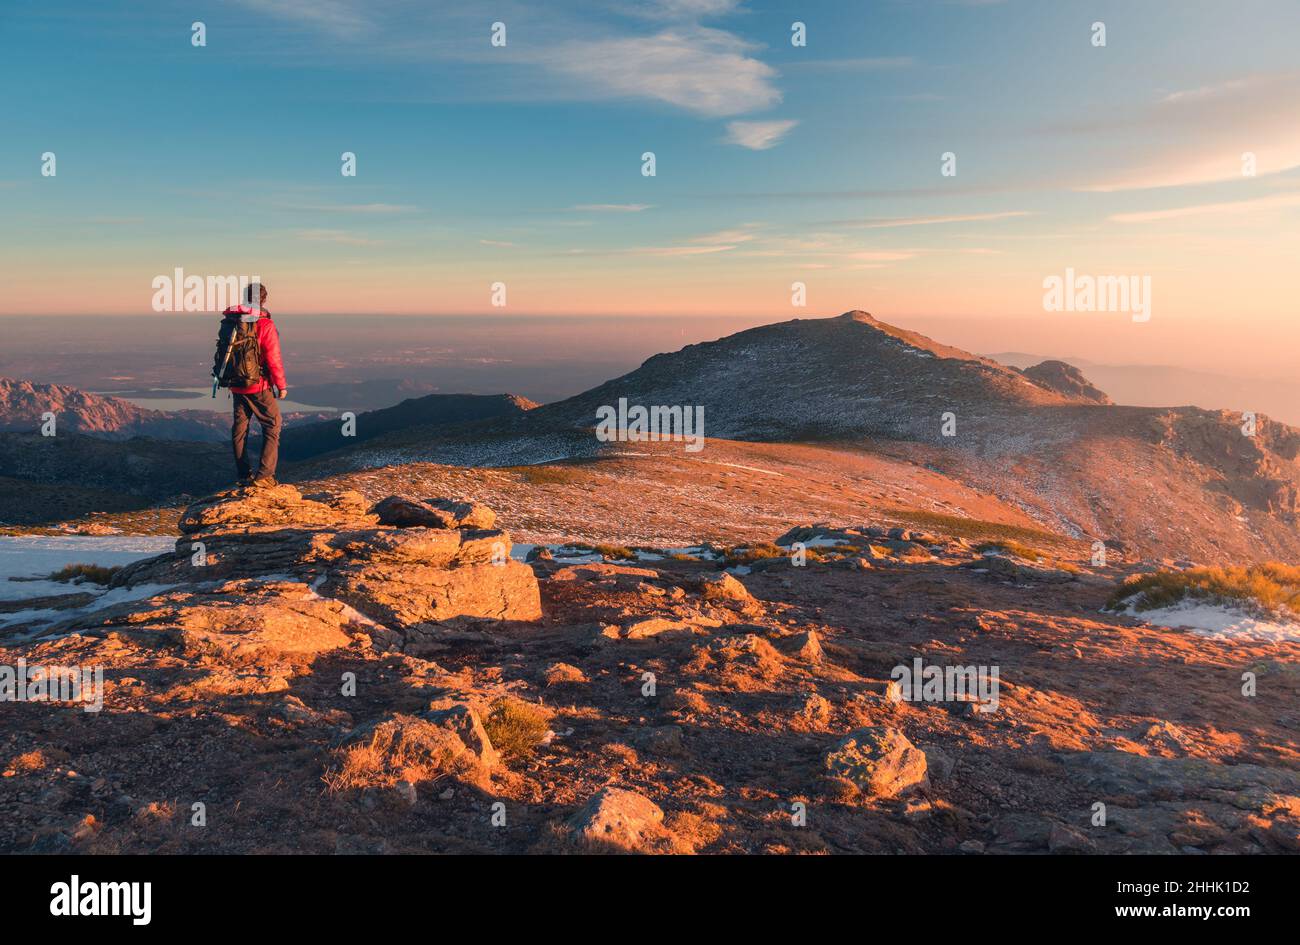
[482,698,551,760]
[975,540,1044,561]
[1108,562,1300,615]
[47,563,121,585]
[323,714,469,793]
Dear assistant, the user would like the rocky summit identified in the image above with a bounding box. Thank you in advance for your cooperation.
[100,484,543,657]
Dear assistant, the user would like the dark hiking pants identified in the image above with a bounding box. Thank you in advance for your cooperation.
[231,389,282,480]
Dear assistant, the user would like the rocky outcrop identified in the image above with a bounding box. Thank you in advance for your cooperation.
[372,495,496,530]
[105,484,542,653]
[1021,360,1112,404]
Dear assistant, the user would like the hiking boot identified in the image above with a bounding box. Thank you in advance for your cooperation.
[249,475,278,489]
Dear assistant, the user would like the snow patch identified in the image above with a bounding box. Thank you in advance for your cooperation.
[1125,601,1300,643]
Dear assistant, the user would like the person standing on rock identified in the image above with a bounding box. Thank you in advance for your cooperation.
[212,282,288,487]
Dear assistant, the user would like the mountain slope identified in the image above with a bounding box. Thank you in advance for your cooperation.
[280,392,536,461]
[523,311,1078,441]
[311,310,1299,563]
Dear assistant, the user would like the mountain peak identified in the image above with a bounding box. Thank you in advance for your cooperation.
[837,309,880,324]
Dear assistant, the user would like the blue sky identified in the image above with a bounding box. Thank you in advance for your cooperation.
[2,0,1298,370]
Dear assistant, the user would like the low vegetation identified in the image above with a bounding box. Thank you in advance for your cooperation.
[1108,563,1300,615]
[482,698,552,760]
[323,715,468,793]
[885,507,1063,548]
[506,464,582,486]
[567,542,637,561]
[975,540,1044,562]
[47,563,121,585]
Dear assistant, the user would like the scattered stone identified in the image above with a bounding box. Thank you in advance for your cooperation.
[394,780,418,806]
[698,572,755,606]
[620,617,695,640]
[1048,822,1096,854]
[568,787,667,852]
[824,727,928,798]
[544,662,588,686]
[641,726,685,756]
[920,744,955,781]
[776,629,824,663]
[797,692,832,725]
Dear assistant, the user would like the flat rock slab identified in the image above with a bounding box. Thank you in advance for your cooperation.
[53,579,357,659]
[180,485,377,534]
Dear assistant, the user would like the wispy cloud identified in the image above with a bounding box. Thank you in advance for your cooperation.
[783,57,913,72]
[1069,72,1300,191]
[724,119,798,150]
[841,210,1033,229]
[569,203,654,212]
[1108,191,1300,223]
[236,1,781,119]
[690,226,759,244]
[280,202,418,214]
[289,228,382,245]
[236,0,372,37]
[568,244,735,257]
[542,27,780,117]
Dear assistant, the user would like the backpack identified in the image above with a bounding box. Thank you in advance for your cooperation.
[213,318,264,389]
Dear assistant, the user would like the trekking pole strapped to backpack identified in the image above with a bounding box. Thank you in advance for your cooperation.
[212,314,267,393]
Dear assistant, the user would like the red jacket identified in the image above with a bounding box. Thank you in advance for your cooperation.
[220,305,288,395]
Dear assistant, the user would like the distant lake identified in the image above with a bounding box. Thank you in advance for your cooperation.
[94,386,341,414]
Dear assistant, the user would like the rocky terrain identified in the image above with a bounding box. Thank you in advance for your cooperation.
[1,485,1296,854]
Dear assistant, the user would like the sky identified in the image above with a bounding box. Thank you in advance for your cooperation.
[1,0,1298,374]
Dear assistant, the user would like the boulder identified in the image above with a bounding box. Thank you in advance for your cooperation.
[335,709,498,789]
[568,787,667,851]
[371,495,496,530]
[824,726,929,798]
[697,572,755,606]
[424,701,501,769]
[324,560,542,630]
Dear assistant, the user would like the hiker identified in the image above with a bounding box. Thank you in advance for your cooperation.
[212,282,288,487]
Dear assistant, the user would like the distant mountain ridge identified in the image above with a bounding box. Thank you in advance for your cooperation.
[280,392,536,460]
[324,309,1300,562]
[521,311,1084,442]
[0,377,227,441]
